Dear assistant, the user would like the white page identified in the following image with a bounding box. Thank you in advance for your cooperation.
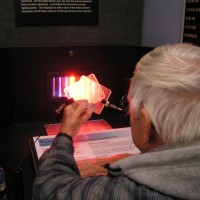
[33,127,140,161]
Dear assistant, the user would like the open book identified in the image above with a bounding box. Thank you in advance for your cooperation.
[30,119,140,176]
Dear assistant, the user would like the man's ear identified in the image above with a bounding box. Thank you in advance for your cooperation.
[145,125,164,151]
[140,108,164,152]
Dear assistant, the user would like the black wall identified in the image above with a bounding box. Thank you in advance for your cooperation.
[0,46,152,128]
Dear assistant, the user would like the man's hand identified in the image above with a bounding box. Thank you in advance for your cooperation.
[77,153,133,177]
[59,100,94,137]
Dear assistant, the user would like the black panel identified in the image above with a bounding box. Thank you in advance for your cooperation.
[0,49,13,128]
[1,46,153,126]
[183,1,200,46]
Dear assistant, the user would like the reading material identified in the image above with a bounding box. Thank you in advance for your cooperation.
[30,120,140,176]
[32,127,140,162]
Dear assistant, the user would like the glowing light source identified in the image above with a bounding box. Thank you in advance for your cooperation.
[69,76,75,85]
[58,77,62,97]
[51,73,112,114]
[52,76,78,98]
[52,77,56,97]
[64,75,105,104]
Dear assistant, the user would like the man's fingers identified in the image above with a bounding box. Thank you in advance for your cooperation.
[79,104,94,123]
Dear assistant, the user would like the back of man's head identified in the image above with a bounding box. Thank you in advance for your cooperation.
[128,43,200,144]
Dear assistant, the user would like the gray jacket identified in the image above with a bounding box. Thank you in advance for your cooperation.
[111,140,200,200]
[33,133,200,199]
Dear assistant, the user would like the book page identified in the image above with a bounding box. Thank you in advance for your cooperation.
[33,127,140,160]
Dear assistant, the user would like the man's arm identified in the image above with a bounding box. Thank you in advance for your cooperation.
[33,133,113,200]
[32,100,175,200]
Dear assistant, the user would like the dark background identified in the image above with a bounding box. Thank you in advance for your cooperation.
[0,46,152,127]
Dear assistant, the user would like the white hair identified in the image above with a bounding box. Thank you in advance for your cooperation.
[128,43,200,144]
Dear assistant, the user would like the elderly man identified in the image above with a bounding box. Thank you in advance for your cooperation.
[33,43,200,200]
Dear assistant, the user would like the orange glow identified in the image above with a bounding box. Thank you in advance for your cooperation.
[64,75,105,104]
[65,76,76,89]
[69,76,76,85]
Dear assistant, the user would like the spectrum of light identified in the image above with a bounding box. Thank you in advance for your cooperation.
[52,74,105,105]
[52,76,77,98]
